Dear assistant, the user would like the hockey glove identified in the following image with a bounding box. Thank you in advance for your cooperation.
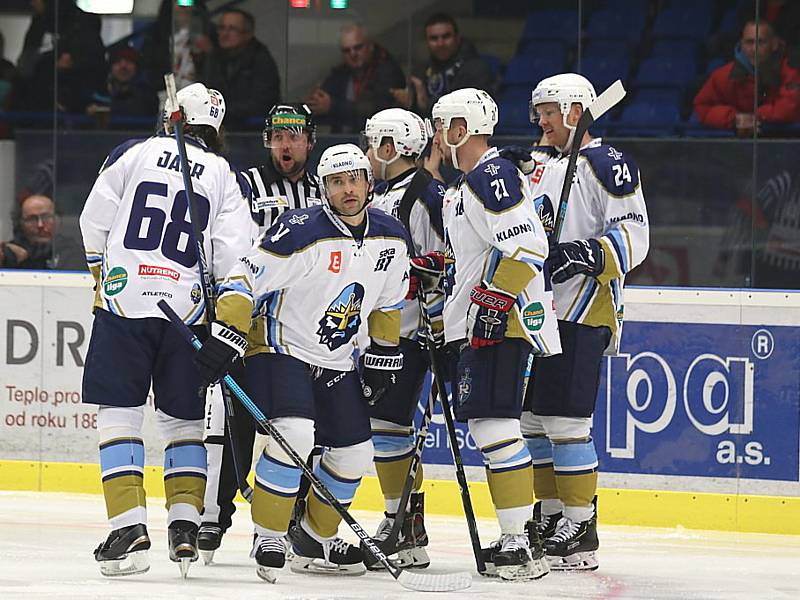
[194,321,247,388]
[498,145,537,175]
[547,239,605,284]
[407,252,448,299]
[361,344,404,406]
[467,284,516,349]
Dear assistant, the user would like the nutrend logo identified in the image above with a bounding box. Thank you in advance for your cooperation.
[138,264,180,282]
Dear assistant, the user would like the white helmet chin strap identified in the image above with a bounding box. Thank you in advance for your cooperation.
[373,151,402,180]
[555,110,577,155]
[441,126,471,171]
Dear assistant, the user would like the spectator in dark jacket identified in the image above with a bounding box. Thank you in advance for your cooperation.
[86,47,159,129]
[16,0,106,114]
[694,20,800,135]
[392,12,495,115]
[141,0,215,94]
[306,23,405,133]
[201,8,280,130]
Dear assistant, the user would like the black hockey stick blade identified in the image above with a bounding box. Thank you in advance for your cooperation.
[157,300,472,592]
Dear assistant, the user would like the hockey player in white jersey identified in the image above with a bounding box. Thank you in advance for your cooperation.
[79,82,256,577]
[199,103,323,562]
[522,73,650,571]
[431,87,560,581]
[192,144,410,582]
[362,107,446,569]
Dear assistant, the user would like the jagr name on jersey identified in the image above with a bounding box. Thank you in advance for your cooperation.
[155,150,205,180]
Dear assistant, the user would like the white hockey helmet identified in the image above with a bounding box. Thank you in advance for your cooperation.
[529,73,596,124]
[317,143,374,207]
[363,108,431,157]
[431,87,498,136]
[175,82,226,132]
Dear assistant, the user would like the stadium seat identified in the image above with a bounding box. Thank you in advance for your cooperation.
[631,86,683,106]
[516,38,566,66]
[652,7,713,40]
[480,54,504,81]
[581,39,630,62]
[583,7,646,41]
[650,40,699,61]
[579,56,630,92]
[521,10,580,43]
[705,57,727,74]
[635,57,697,89]
[683,112,735,138]
[503,55,565,86]
[614,102,681,136]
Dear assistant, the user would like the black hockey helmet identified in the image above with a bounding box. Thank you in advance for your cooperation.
[263,103,316,148]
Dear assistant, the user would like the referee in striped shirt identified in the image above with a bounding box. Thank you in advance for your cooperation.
[199,103,322,561]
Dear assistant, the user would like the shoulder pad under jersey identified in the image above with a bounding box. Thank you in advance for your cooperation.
[100,137,150,172]
[258,206,335,255]
[465,157,524,213]
[580,143,640,197]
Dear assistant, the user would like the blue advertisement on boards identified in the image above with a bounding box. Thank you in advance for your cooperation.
[418,322,800,483]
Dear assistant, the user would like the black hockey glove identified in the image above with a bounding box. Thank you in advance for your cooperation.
[194,321,247,388]
[407,251,449,299]
[361,344,404,406]
[467,284,516,349]
[547,239,605,284]
[498,145,537,175]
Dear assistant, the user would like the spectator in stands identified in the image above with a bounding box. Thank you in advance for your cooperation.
[16,0,106,114]
[86,47,158,129]
[141,0,215,94]
[201,8,280,130]
[694,20,800,136]
[0,194,85,270]
[306,23,405,134]
[391,12,495,115]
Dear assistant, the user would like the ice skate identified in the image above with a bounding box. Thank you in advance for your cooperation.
[168,520,199,578]
[197,523,222,565]
[528,501,562,541]
[94,523,151,577]
[544,515,599,571]
[365,492,430,570]
[251,534,287,583]
[493,533,549,581]
[289,523,366,575]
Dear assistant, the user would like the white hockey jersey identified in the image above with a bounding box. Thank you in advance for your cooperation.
[442,147,560,356]
[80,134,257,323]
[216,204,411,372]
[371,168,445,340]
[529,138,650,354]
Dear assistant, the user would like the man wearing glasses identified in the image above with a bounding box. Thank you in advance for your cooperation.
[0,194,84,270]
[306,23,405,134]
[202,8,280,129]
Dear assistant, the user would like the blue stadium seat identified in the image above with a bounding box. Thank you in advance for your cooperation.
[651,40,699,60]
[705,57,727,74]
[717,9,739,34]
[635,57,697,89]
[614,102,681,136]
[480,54,504,81]
[517,38,566,66]
[652,7,713,40]
[579,56,630,92]
[584,7,646,41]
[521,10,580,42]
[503,55,565,86]
[631,86,683,106]
[683,112,735,138]
[581,39,630,61]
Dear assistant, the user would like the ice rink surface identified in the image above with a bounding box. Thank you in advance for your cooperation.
[0,491,798,600]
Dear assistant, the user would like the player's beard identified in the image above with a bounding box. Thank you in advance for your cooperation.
[273,153,306,179]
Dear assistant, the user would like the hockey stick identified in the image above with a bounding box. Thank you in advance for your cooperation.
[164,73,253,503]
[397,170,486,574]
[364,375,437,568]
[553,79,626,241]
[158,299,472,592]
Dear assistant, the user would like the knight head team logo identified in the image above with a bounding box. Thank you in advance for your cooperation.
[317,282,365,350]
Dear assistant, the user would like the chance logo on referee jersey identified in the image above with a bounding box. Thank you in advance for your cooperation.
[317,282,365,350]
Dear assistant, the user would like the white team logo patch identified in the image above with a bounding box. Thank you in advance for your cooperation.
[608,147,623,161]
[289,214,309,225]
[484,163,501,176]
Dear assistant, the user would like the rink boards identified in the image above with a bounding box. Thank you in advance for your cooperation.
[1,271,798,535]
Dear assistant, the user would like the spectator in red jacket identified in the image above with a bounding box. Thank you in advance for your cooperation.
[694,20,800,135]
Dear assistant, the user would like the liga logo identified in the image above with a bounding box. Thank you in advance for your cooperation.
[138,264,180,281]
[522,301,545,332]
[104,267,128,296]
